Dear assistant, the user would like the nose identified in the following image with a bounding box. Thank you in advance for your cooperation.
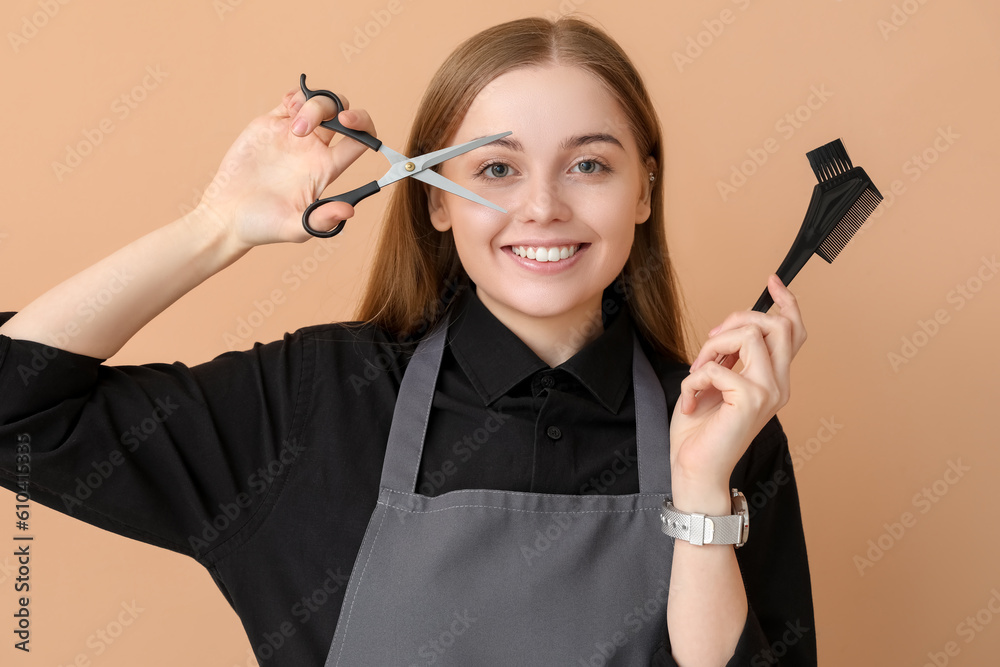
[517,173,571,224]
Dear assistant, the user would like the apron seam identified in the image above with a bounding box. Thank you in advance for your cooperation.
[380,498,663,515]
[330,497,391,667]
[382,486,666,500]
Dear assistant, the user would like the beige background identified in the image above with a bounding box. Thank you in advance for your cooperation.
[1,0,998,664]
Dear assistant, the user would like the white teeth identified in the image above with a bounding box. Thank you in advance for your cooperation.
[511,245,580,263]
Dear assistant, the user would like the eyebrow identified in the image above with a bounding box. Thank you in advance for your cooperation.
[474,133,624,151]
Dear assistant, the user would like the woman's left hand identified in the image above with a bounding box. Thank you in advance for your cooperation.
[669,274,807,502]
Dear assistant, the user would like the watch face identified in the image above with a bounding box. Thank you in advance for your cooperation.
[732,490,750,547]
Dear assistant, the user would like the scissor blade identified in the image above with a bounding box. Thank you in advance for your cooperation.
[410,169,507,213]
[412,131,512,172]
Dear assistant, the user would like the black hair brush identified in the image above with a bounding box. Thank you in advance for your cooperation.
[713,139,882,370]
[752,138,883,312]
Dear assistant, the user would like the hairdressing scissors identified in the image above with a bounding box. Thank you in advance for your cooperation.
[297,74,511,238]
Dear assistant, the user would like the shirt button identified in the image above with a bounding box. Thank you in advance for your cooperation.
[546,426,562,440]
[540,375,555,388]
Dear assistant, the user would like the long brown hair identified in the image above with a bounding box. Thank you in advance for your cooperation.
[354,16,691,363]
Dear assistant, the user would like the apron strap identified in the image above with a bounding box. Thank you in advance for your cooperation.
[379,312,450,493]
[378,308,672,494]
[632,333,672,495]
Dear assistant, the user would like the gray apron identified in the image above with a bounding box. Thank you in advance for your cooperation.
[324,311,674,666]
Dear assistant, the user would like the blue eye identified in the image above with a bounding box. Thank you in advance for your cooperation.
[474,161,512,179]
[573,159,609,174]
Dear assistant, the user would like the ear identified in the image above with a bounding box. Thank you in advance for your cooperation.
[635,157,657,225]
[428,184,452,232]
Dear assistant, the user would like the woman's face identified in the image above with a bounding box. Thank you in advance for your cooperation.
[429,64,653,329]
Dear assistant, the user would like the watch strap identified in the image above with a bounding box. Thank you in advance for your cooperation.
[660,490,749,547]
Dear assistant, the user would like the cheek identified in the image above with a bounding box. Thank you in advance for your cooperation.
[446,198,507,250]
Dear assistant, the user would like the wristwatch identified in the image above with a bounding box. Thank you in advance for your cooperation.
[660,488,749,548]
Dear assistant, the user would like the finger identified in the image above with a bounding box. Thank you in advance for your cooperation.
[326,108,380,174]
[692,320,776,372]
[766,274,807,353]
[679,360,756,417]
[705,275,805,346]
[685,325,781,410]
[290,91,353,143]
[298,201,357,239]
[694,303,801,375]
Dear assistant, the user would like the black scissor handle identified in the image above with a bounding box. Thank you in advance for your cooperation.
[302,180,381,238]
[298,74,382,152]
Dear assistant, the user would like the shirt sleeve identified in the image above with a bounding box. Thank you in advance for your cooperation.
[648,416,817,666]
[0,311,314,564]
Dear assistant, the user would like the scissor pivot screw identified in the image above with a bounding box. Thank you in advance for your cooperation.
[404,162,415,172]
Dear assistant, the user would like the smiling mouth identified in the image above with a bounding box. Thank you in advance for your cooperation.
[508,243,589,263]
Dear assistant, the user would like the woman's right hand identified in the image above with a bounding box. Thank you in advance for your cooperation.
[197,85,379,249]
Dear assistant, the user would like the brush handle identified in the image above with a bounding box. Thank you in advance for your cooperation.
[750,288,775,314]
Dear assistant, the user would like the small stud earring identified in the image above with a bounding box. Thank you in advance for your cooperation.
[648,172,655,182]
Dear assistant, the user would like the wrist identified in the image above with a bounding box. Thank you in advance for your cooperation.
[184,205,253,264]
[669,482,732,516]
[662,488,750,548]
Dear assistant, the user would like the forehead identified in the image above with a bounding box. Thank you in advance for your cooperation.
[455,64,634,150]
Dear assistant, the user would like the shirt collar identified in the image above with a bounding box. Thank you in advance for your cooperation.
[446,281,634,414]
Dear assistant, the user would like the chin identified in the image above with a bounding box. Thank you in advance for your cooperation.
[476,282,597,321]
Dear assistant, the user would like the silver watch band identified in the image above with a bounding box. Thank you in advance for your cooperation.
[660,489,749,547]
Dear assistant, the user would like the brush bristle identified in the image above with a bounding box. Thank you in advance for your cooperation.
[816,187,883,263]
[807,139,854,183]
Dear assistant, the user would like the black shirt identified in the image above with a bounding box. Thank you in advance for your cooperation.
[0,281,816,665]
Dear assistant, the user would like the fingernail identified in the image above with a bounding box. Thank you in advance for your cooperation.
[708,325,721,337]
[292,117,307,135]
[339,110,354,124]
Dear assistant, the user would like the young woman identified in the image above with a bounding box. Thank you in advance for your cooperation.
[0,17,814,667]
